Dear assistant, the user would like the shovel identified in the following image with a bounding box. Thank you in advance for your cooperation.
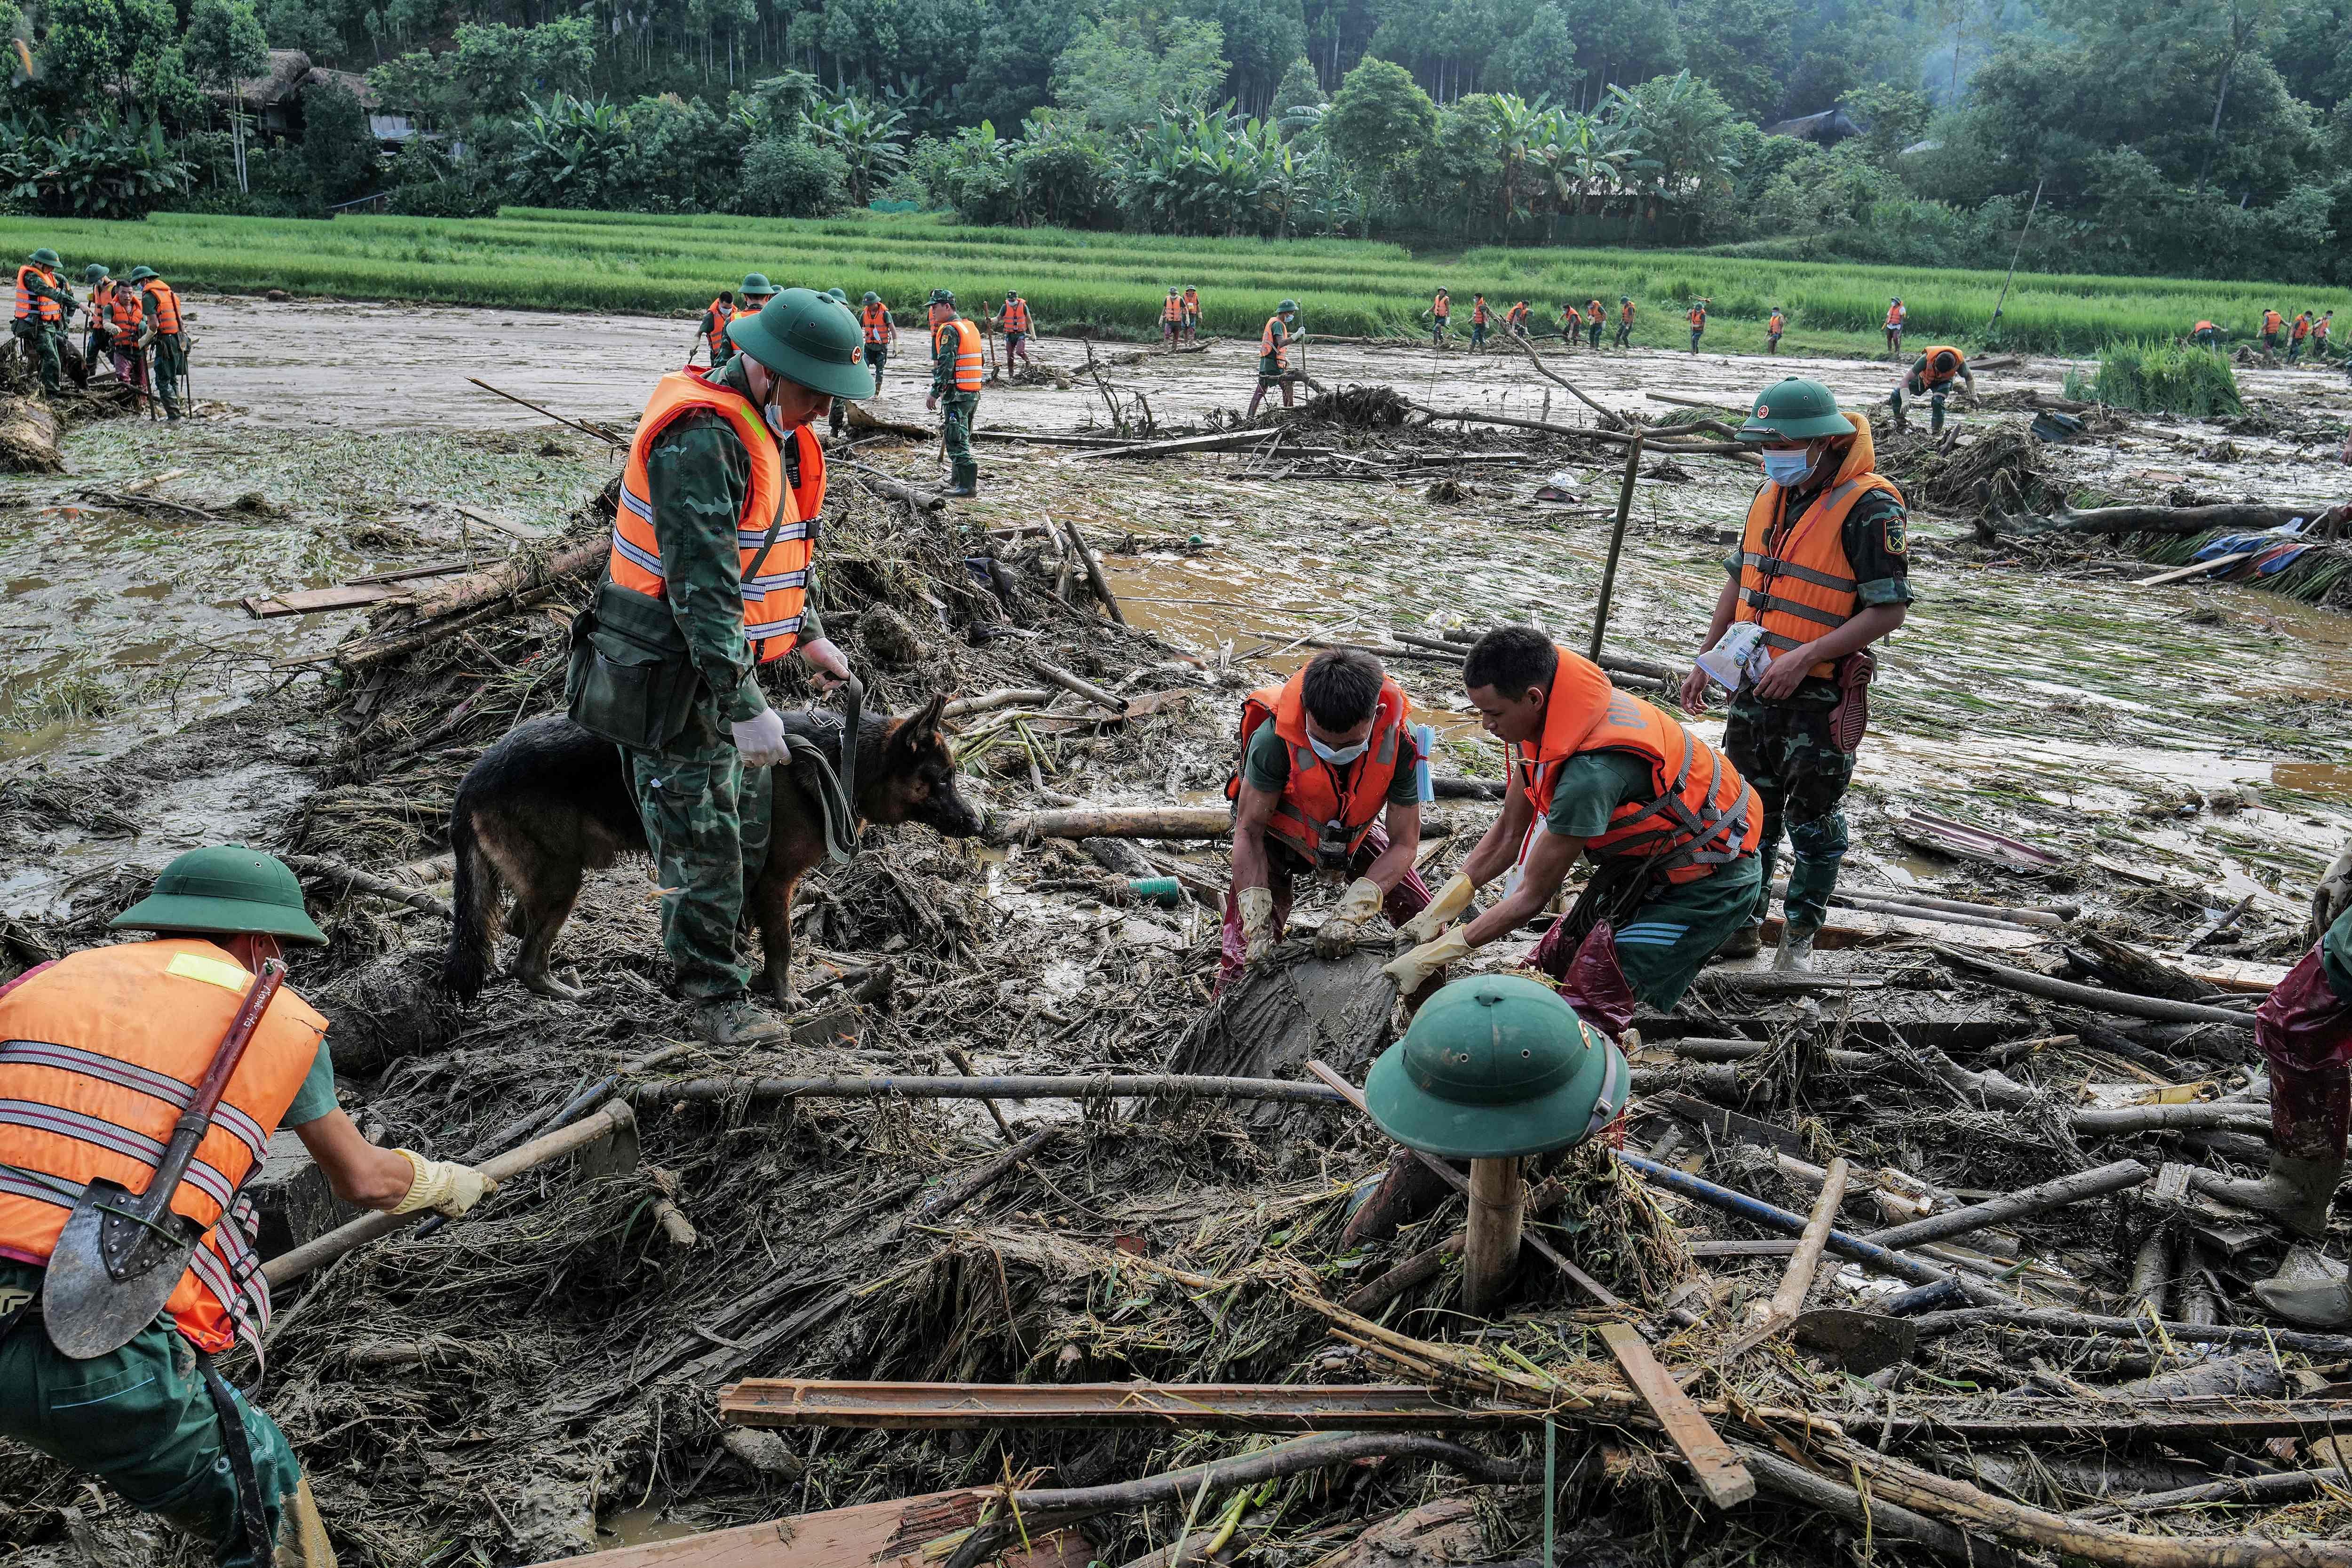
[43,958,287,1360]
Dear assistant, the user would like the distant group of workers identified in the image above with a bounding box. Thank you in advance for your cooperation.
[2194,309,2336,360]
[13,247,191,418]
[1417,291,1812,357]
[1163,286,1202,346]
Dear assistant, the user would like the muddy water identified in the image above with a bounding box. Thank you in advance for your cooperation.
[9,295,2349,924]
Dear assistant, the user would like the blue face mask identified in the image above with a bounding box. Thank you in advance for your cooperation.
[1760,448,1817,487]
[1310,735,1369,765]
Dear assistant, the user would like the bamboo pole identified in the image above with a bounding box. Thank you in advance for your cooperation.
[1587,432,1644,661]
[1463,1157,1523,1314]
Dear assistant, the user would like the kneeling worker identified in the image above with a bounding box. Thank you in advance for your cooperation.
[1891,344,1972,435]
[1683,378,1911,971]
[1383,629,1761,1009]
[0,846,494,1565]
[1225,649,1432,981]
[572,288,866,1045]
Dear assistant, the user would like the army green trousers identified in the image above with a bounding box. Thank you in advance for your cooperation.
[12,320,60,394]
[0,1265,302,1566]
[939,390,978,490]
[624,736,774,1000]
[1721,698,1854,939]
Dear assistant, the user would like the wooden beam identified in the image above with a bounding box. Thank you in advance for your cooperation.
[718,1380,1534,1431]
[532,1487,1090,1568]
[1597,1324,1756,1509]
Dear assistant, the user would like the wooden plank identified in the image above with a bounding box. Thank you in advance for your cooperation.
[720,1379,1532,1432]
[1598,1323,1756,1508]
[2135,550,2257,587]
[539,1487,1090,1568]
[243,584,405,619]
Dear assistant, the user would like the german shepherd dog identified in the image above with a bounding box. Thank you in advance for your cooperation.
[443,695,985,1005]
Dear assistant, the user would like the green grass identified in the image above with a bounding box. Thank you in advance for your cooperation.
[5,207,2344,358]
[2090,339,2243,416]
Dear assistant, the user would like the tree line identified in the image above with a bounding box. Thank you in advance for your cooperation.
[3,0,2346,285]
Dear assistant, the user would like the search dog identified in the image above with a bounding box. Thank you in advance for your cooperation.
[443,695,983,1006]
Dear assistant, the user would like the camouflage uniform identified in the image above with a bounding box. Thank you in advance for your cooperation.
[144,283,187,419]
[1719,483,1911,941]
[13,271,72,395]
[932,321,979,492]
[623,356,824,1000]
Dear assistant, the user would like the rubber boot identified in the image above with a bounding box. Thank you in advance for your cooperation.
[2202,1064,2348,1238]
[1714,921,1763,960]
[1929,399,1944,437]
[1771,929,1815,972]
[691,994,792,1047]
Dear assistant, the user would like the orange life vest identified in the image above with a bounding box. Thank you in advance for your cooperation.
[2320,319,2334,341]
[143,280,181,336]
[2193,320,2216,334]
[1619,301,1635,323]
[1259,316,1288,368]
[1506,304,1526,328]
[2292,314,2312,340]
[1181,289,1198,312]
[2263,310,2283,334]
[87,280,113,330]
[1768,312,1785,334]
[1228,672,1412,865]
[704,299,733,360]
[1164,295,1183,322]
[936,318,983,391]
[12,264,59,325]
[1688,306,1705,328]
[1472,300,1489,325]
[1736,414,1900,680]
[1913,346,1965,389]
[861,302,892,343]
[107,286,143,337]
[1586,301,1602,324]
[1507,647,1758,883]
[612,370,814,664]
[0,939,329,1354]
[1432,294,1449,318]
[1000,298,1029,334]
[1884,305,1904,330]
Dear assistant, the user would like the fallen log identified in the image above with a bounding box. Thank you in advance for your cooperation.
[0,395,64,472]
[2073,1103,2271,1136]
[1928,944,2257,1028]
[844,403,935,440]
[281,852,453,919]
[1025,657,1127,713]
[997,806,1231,842]
[2072,1468,2340,1523]
[941,687,1053,721]
[1860,1160,2147,1251]
[1068,429,1295,461]
[333,538,604,667]
[1905,1306,2352,1356]
[846,461,946,512]
[631,1073,1345,1106]
[1405,400,1760,464]
[1979,501,2304,541]
[1736,1445,2022,1568]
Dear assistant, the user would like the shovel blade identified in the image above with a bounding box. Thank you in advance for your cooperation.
[1792,1308,1918,1376]
[40,1178,198,1360]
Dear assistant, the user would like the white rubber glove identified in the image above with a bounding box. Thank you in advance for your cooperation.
[389,1151,498,1217]
[1315,877,1385,958]
[730,707,791,767]
[1237,886,1277,966]
[2316,842,2352,942]
[1398,873,1477,945]
[1382,927,1474,992]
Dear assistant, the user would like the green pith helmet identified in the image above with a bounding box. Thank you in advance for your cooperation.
[863,291,880,305]
[1278,298,1298,314]
[83,264,108,284]
[1738,378,1851,442]
[739,272,776,300]
[826,287,848,302]
[1621,295,1630,302]
[726,287,872,401]
[111,846,328,946]
[28,247,57,266]
[1363,975,1629,1159]
[127,265,157,282]
[929,287,954,306]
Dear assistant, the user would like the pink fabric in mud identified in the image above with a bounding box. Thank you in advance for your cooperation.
[1530,920,1637,1037]
[1217,822,1430,988]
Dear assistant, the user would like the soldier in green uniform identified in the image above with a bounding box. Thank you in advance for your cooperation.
[1246,300,1300,417]
[12,247,74,396]
[569,289,869,1045]
[824,287,854,440]
[926,288,982,497]
[739,271,778,310]
[128,266,188,420]
[1681,379,1911,971]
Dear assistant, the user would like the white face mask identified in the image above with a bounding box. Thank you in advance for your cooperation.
[1310,735,1368,765]
[1760,448,1817,487]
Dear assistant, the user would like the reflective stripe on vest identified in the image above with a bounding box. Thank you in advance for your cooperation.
[1227,674,1411,865]
[611,370,812,663]
[1737,462,1899,678]
[143,281,181,336]
[707,300,733,358]
[0,939,326,1353]
[863,303,891,343]
[937,319,983,390]
[1506,650,1759,885]
[1001,300,1029,334]
[13,266,58,324]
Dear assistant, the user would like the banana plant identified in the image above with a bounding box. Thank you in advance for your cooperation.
[801,91,910,207]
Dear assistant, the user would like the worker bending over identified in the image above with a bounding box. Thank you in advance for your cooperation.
[1384,629,1761,1013]
[1891,345,1974,436]
[928,289,983,496]
[2193,319,2219,349]
[0,847,494,1566]
[1225,650,1430,981]
[1682,378,1911,971]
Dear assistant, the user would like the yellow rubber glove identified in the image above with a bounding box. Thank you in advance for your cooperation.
[1237,886,1277,966]
[1315,876,1386,958]
[390,1150,498,1217]
[1398,873,1477,945]
[1381,927,1474,992]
